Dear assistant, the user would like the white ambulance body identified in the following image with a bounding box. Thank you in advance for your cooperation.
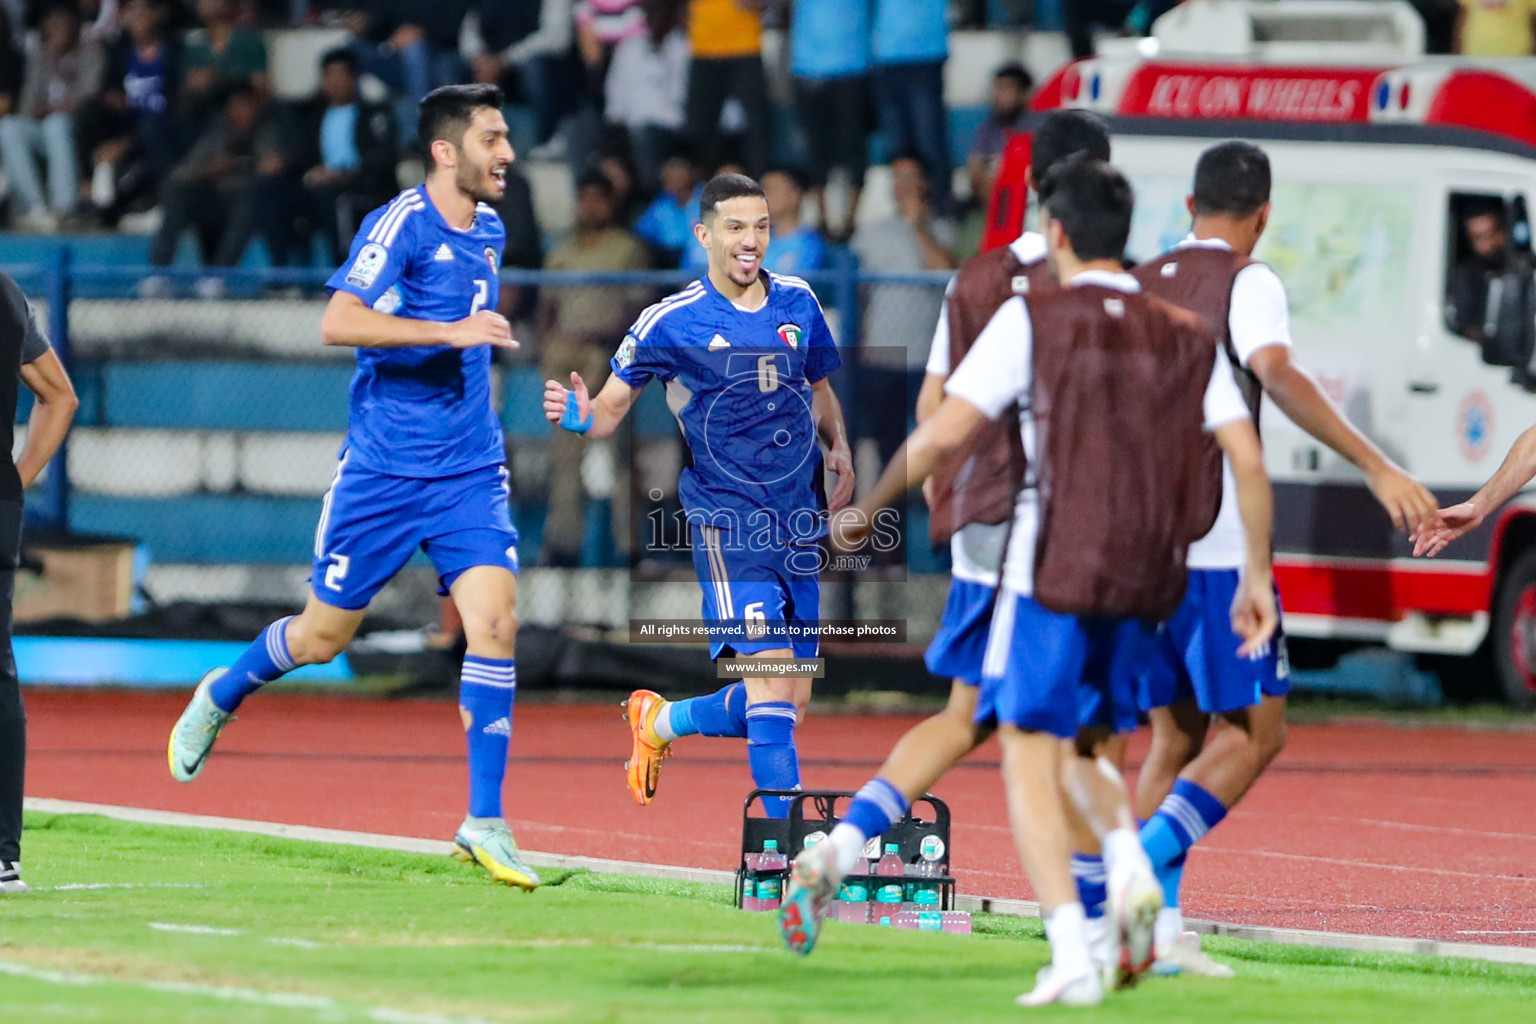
[1005,57,1536,703]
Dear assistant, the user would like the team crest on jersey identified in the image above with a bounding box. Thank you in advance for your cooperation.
[484,246,499,271]
[777,323,803,348]
[346,242,388,288]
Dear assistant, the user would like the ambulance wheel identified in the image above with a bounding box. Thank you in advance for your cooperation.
[1492,548,1536,710]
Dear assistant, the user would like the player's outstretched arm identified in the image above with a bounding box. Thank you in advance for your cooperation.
[810,377,855,511]
[1213,417,1278,656]
[543,371,638,440]
[319,292,519,350]
[830,394,986,550]
[1414,422,1536,557]
[1248,345,1436,534]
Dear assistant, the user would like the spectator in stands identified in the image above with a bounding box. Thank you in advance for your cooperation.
[147,84,284,275]
[604,0,688,198]
[344,0,471,104]
[0,6,22,120]
[852,152,953,509]
[0,3,103,230]
[633,147,701,266]
[255,48,394,266]
[951,62,1032,262]
[77,0,180,227]
[537,167,651,565]
[181,0,270,124]
[463,0,576,150]
[788,0,871,243]
[871,0,951,209]
[970,62,1031,167]
[684,0,770,176]
[760,165,824,275]
[495,162,543,272]
[1455,0,1536,56]
[576,0,645,84]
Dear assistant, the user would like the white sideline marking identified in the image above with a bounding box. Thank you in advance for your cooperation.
[150,922,240,936]
[41,882,207,892]
[23,797,1536,967]
[148,921,325,948]
[0,958,497,1024]
[1458,930,1536,936]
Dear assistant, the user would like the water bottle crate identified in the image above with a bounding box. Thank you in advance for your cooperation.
[733,789,956,911]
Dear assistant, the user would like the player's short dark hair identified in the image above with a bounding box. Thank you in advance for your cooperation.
[994,61,1034,93]
[761,165,809,192]
[576,167,614,196]
[418,84,505,155]
[1039,155,1133,263]
[320,47,358,77]
[700,173,766,222]
[1192,140,1271,218]
[1032,109,1111,185]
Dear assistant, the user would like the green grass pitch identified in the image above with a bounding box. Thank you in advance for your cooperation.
[2,813,1534,1023]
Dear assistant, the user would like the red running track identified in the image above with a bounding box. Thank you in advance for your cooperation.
[22,690,1536,946]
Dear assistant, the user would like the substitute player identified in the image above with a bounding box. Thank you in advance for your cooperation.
[543,174,853,817]
[1126,141,1438,966]
[782,158,1278,1007]
[167,85,541,889]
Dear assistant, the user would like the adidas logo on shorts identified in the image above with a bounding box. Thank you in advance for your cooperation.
[482,717,512,737]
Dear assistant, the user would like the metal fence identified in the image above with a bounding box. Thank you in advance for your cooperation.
[3,251,956,638]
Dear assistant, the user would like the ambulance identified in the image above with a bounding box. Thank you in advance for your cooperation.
[987,55,1536,706]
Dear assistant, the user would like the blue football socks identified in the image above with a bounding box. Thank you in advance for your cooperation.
[744,701,801,817]
[207,616,296,713]
[1140,778,1227,908]
[1071,853,1108,921]
[666,682,747,739]
[842,777,910,840]
[459,656,516,819]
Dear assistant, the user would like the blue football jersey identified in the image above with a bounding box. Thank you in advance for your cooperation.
[326,186,507,479]
[612,272,842,532]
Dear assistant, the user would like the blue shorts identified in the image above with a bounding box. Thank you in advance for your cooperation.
[1137,568,1291,715]
[311,453,519,610]
[925,577,996,685]
[977,590,1149,738]
[690,524,820,659]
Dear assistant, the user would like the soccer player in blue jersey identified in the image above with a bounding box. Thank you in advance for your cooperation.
[542,173,855,817]
[166,85,542,889]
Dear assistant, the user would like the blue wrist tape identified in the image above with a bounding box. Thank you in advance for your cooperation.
[561,391,593,434]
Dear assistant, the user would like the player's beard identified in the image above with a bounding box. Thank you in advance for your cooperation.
[456,158,503,205]
[719,248,760,289]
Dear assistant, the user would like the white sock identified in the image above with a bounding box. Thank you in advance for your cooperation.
[1155,906,1183,951]
[1083,913,1111,963]
[1045,902,1091,976]
[653,701,679,743]
[1102,827,1151,879]
[828,822,867,876]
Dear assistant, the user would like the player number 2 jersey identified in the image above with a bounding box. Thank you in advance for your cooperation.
[611,273,842,531]
[326,186,507,479]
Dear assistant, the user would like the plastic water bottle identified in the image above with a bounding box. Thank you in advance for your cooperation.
[742,839,786,911]
[941,911,973,935]
[876,842,904,876]
[873,843,905,911]
[905,862,941,914]
[834,879,870,924]
[755,839,787,909]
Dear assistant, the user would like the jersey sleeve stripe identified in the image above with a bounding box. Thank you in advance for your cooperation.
[366,193,414,243]
[368,194,424,246]
[769,272,825,313]
[381,203,422,247]
[633,283,706,340]
[633,282,703,336]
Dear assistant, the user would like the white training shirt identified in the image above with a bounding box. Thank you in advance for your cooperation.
[1164,236,1293,569]
[945,269,1250,596]
[924,232,1048,586]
